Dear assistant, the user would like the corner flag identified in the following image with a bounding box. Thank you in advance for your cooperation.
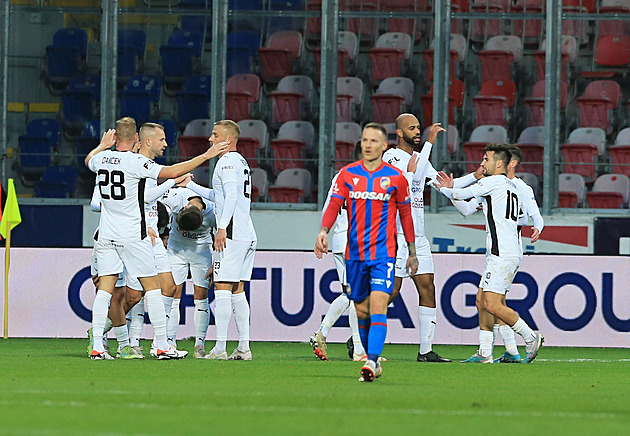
[0,179,21,238]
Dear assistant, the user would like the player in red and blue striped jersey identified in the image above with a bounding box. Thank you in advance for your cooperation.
[315,123,418,382]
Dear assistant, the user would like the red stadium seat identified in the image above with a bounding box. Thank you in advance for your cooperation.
[609,145,630,177]
[582,36,630,78]
[473,79,516,127]
[533,35,576,83]
[313,31,358,80]
[511,0,544,43]
[335,122,361,170]
[268,168,312,203]
[370,77,414,124]
[478,35,522,82]
[470,1,504,43]
[270,121,315,174]
[558,173,586,207]
[258,31,303,84]
[342,0,379,42]
[561,144,599,181]
[225,74,261,122]
[463,125,508,172]
[421,79,465,127]
[598,6,630,38]
[368,32,412,84]
[586,174,630,208]
[269,75,313,127]
[237,119,268,169]
[524,81,568,126]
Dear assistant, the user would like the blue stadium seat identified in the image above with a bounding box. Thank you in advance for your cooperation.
[74,120,101,174]
[34,165,79,198]
[226,30,261,76]
[118,29,147,84]
[45,28,87,93]
[180,0,213,36]
[62,74,101,135]
[175,75,211,128]
[119,74,162,126]
[149,119,179,164]
[159,30,203,89]
[18,119,61,179]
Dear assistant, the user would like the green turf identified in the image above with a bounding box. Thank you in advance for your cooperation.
[0,339,629,435]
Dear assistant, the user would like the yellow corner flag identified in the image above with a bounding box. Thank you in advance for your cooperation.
[2,178,21,339]
[0,179,21,238]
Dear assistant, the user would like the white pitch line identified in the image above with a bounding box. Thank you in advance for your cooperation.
[536,358,630,363]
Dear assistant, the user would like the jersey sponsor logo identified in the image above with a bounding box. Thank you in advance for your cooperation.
[387,156,400,164]
[411,185,423,193]
[352,177,360,186]
[379,177,391,189]
[143,160,155,170]
[221,165,235,171]
[349,190,392,201]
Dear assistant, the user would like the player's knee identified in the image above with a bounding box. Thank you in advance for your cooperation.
[483,299,500,316]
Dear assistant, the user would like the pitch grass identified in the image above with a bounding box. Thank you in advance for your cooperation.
[0,340,629,436]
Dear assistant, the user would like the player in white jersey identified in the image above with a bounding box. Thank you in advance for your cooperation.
[85,120,228,360]
[160,183,216,358]
[310,143,368,361]
[441,144,545,362]
[382,114,479,363]
[189,120,257,360]
[434,144,544,364]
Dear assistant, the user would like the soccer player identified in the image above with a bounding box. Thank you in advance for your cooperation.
[85,122,228,360]
[191,120,256,361]
[315,123,417,382]
[433,144,544,364]
[439,144,544,363]
[160,183,216,358]
[310,143,368,362]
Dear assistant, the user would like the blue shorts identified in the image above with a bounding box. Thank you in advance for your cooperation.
[345,257,396,302]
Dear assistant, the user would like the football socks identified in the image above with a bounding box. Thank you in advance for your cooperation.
[418,306,437,355]
[194,298,210,348]
[214,290,232,353]
[231,292,250,352]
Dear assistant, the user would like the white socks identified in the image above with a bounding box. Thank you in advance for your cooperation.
[479,330,494,357]
[499,324,519,355]
[92,290,112,353]
[348,302,365,356]
[167,298,181,346]
[194,298,210,347]
[418,306,437,355]
[113,325,130,351]
[232,292,250,352]
[128,297,144,347]
[320,293,350,337]
[511,317,537,343]
[163,295,174,319]
[214,290,232,353]
[145,289,168,351]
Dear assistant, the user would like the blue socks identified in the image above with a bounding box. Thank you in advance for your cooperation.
[367,314,387,362]
[357,317,370,355]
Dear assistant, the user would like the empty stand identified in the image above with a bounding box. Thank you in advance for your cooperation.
[118,29,147,85]
[577,80,621,134]
[270,121,315,173]
[421,79,465,128]
[478,35,522,82]
[178,119,213,164]
[45,28,87,93]
[515,126,545,177]
[119,74,161,126]
[561,127,607,181]
[176,75,211,128]
[34,165,78,198]
[368,32,412,84]
[237,119,269,168]
[473,79,516,127]
[424,34,466,84]
[336,77,364,122]
[533,35,577,83]
[269,75,313,127]
[558,173,586,207]
[18,119,62,181]
[463,125,508,172]
[268,168,312,202]
[250,167,269,201]
[371,77,414,124]
[335,122,362,169]
[582,36,630,78]
[226,30,261,77]
[524,81,568,127]
[226,74,261,122]
[258,31,303,84]
[160,30,203,89]
[587,174,630,208]
[62,74,101,135]
[313,31,358,79]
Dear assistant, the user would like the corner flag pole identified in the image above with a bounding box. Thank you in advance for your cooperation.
[1,179,22,339]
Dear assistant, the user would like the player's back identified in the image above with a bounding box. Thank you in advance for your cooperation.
[479,175,522,258]
[212,151,257,241]
[88,149,162,241]
[336,160,409,260]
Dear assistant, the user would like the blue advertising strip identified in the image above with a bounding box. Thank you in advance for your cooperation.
[8,205,83,247]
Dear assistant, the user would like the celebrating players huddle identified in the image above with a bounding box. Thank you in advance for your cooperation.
[86,117,256,361]
[85,113,544,382]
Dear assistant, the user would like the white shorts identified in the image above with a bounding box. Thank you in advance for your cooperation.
[213,239,257,283]
[168,247,212,288]
[126,240,173,291]
[479,255,521,295]
[394,234,434,278]
[333,252,348,286]
[94,238,156,280]
[91,248,125,288]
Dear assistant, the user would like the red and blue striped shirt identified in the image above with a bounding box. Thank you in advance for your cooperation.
[322,160,415,261]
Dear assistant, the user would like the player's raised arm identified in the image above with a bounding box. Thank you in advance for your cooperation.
[158,141,229,179]
[84,129,116,166]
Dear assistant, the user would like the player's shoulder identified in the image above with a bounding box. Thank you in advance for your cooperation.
[381,161,406,178]
[383,147,405,164]
[217,151,246,170]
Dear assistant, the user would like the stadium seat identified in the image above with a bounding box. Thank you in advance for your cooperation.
[533,35,577,83]
[478,35,522,82]
[516,127,545,176]
[598,5,630,38]
[226,74,261,122]
[561,6,589,46]
[511,0,544,44]
[305,0,323,43]
[462,125,508,172]
[45,28,88,93]
[336,77,364,122]
[267,0,304,31]
[382,0,429,36]
[568,127,607,156]
[74,119,100,173]
[270,121,315,173]
[250,167,269,201]
[226,30,261,77]
[577,80,621,134]
[371,77,414,124]
[34,165,78,198]
[558,173,586,207]
[268,168,312,202]
[342,0,379,43]
[421,79,465,127]
[335,122,362,170]
[586,174,630,208]
[118,29,147,85]
[561,140,600,182]
[62,74,101,135]
[238,119,269,169]
[421,124,459,155]
[609,146,630,177]
[523,80,569,126]
[313,31,358,79]
[119,74,161,126]
[18,119,62,180]
[178,119,213,163]
[470,0,505,43]
[516,172,540,200]
[368,32,412,84]
[159,30,203,89]
[258,31,303,84]
[423,34,466,84]
[472,79,516,127]
[269,75,313,127]
[582,36,630,78]
[175,75,211,128]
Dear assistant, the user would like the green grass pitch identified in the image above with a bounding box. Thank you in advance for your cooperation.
[0,339,629,435]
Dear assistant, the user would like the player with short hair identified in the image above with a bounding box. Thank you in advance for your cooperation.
[85,122,228,360]
[188,120,257,361]
[434,144,544,364]
[315,123,417,382]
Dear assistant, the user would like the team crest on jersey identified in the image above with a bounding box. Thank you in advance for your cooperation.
[352,177,360,186]
[379,177,391,189]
